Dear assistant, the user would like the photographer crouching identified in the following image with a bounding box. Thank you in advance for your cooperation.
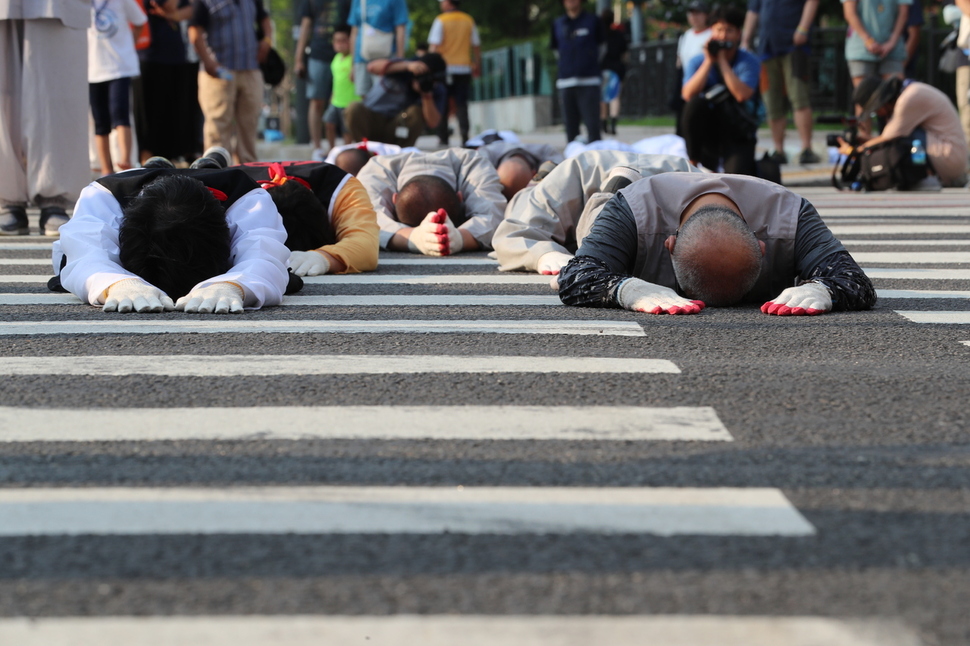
[344,53,447,148]
[837,76,968,189]
[681,6,761,175]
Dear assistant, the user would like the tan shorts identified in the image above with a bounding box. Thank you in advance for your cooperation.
[761,50,812,121]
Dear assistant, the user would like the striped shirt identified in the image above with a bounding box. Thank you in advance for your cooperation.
[191,0,267,71]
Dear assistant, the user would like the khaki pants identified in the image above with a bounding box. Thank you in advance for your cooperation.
[344,102,425,147]
[0,19,89,209]
[197,68,264,164]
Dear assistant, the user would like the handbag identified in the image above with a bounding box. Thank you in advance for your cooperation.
[358,0,395,61]
[832,137,930,191]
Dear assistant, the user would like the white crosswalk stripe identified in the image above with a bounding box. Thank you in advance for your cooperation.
[895,311,970,324]
[0,616,922,646]
[0,319,646,336]
[0,486,815,536]
[0,405,730,442]
[0,354,678,376]
[0,293,564,306]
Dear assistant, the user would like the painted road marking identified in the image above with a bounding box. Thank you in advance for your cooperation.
[0,615,921,646]
[842,239,970,246]
[0,274,550,285]
[0,294,563,307]
[0,354,677,376]
[877,290,970,299]
[852,252,970,263]
[895,311,970,324]
[0,486,815,536]
[828,225,970,235]
[0,320,645,336]
[0,406,729,443]
[862,268,970,279]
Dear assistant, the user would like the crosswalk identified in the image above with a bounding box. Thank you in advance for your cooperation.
[1,187,967,645]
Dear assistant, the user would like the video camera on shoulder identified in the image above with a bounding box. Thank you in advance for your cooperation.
[707,40,735,56]
[824,117,859,148]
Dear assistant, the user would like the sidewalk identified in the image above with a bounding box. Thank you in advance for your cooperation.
[257,124,835,188]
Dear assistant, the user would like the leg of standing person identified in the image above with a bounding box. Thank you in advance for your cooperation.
[436,80,454,145]
[90,81,115,175]
[452,73,471,145]
[307,58,332,157]
[198,70,236,159]
[108,77,134,171]
[681,95,720,170]
[22,18,89,223]
[578,84,601,143]
[609,88,621,134]
[0,19,29,233]
[560,86,581,143]
[787,50,817,163]
[234,69,263,164]
[763,57,788,161]
[956,65,970,153]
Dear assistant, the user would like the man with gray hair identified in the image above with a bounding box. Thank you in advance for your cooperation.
[558,173,876,316]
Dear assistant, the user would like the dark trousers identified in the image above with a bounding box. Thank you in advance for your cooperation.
[681,95,757,176]
[559,84,601,144]
[437,73,471,145]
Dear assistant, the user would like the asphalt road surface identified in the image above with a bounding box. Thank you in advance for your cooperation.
[0,187,968,646]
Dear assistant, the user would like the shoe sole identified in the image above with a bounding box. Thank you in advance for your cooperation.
[0,229,29,236]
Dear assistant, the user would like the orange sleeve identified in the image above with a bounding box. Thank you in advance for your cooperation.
[318,176,380,273]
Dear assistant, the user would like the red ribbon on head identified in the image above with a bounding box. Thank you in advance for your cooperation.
[258,162,312,191]
[357,138,369,150]
[206,187,228,201]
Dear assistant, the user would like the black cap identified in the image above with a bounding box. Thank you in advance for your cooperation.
[687,0,709,12]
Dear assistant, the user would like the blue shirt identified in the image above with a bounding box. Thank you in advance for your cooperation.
[347,0,409,64]
[683,48,761,92]
[748,0,810,58]
[550,10,604,81]
[191,0,267,71]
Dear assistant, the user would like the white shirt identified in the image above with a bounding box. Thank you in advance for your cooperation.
[52,179,291,309]
[88,0,146,83]
[677,27,711,68]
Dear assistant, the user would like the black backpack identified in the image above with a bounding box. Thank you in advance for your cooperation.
[832,137,930,191]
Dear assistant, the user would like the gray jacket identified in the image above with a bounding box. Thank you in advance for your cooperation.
[357,148,507,250]
[492,151,698,272]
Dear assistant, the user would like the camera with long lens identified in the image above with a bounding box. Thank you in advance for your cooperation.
[416,69,446,93]
[824,117,859,148]
[707,40,735,56]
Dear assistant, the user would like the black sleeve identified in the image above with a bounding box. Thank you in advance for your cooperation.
[558,192,640,308]
[254,0,267,22]
[190,0,209,29]
[801,251,877,311]
[793,199,876,311]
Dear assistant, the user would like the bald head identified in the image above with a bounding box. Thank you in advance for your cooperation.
[334,148,373,176]
[496,155,536,200]
[394,175,464,227]
[670,205,763,306]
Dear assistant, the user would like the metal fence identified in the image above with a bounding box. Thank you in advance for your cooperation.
[473,26,960,122]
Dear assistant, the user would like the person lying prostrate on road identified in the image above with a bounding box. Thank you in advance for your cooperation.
[472,139,565,200]
[51,166,292,313]
[238,161,379,276]
[558,172,877,316]
[492,151,699,275]
[355,148,506,256]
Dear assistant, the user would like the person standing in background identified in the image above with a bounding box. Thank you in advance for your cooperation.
[294,0,349,161]
[324,24,360,150]
[742,0,820,165]
[347,0,409,98]
[89,0,148,176]
[902,0,923,78]
[674,1,711,138]
[599,8,627,136]
[189,0,272,164]
[135,0,200,165]
[428,0,481,147]
[1,0,92,236]
[552,0,605,145]
[841,0,911,88]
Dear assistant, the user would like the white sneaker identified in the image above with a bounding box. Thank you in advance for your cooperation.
[311,148,325,162]
[601,166,641,193]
